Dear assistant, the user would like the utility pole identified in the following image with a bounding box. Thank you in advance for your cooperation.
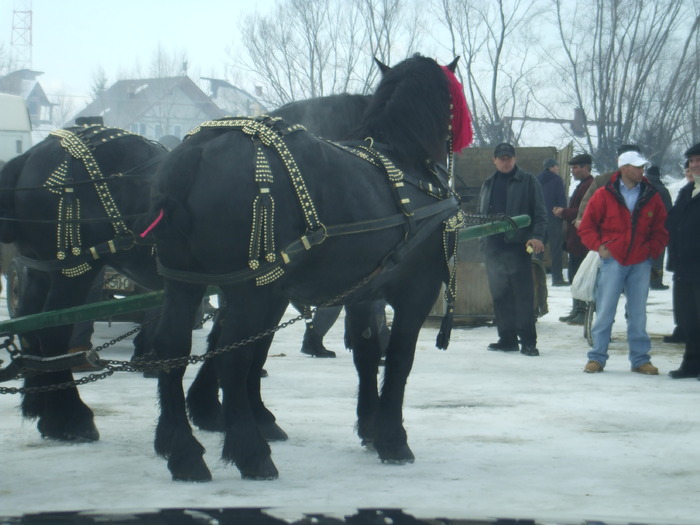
[10,0,32,70]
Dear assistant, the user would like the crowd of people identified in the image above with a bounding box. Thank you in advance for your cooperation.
[473,140,700,378]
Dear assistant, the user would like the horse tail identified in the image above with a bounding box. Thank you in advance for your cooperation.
[0,153,28,244]
[150,145,203,234]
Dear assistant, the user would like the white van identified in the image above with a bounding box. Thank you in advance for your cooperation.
[0,93,32,165]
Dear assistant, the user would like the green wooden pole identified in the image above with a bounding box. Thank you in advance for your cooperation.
[457,214,530,241]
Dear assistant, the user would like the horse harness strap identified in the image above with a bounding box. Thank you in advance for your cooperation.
[156,196,460,287]
[39,126,138,276]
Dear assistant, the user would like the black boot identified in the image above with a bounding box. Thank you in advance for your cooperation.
[567,300,587,325]
[559,299,578,322]
[301,325,336,358]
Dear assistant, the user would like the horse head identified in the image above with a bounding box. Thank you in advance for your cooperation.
[362,54,472,170]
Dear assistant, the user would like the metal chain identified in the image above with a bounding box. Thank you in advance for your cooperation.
[0,271,376,395]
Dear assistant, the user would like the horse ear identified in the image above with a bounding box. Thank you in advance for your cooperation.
[374,58,391,75]
[446,56,461,73]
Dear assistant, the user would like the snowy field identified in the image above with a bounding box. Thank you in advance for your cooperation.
[0,272,698,524]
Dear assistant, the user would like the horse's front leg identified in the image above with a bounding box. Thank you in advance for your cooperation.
[153,280,210,481]
[217,291,288,480]
[23,269,100,442]
[345,302,382,449]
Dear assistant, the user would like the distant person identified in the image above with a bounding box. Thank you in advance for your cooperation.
[578,150,669,374]
[645,165,672,290]
[536,158,566,286]
[666,143,700,378]
[664,159,694,344]
[478,143,547,357]
[553,153,594,325]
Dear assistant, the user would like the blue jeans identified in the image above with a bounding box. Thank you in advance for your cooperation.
[588,257,652,368]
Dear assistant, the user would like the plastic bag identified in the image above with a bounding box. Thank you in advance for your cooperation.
[571,250,601,302]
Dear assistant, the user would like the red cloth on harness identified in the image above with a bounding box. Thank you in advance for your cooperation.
[441,65,473,152]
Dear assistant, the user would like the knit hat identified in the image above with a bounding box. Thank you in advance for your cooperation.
[685,142,700,157]
[646,165,660,179]
[543,158,558,170]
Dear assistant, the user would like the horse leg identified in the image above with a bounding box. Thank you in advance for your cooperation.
[24,269,101,442]
[345,303,382,448]
[153,279,210,481]
[187,307,224,432]
[374,302,435,464]
[217,290,288,479]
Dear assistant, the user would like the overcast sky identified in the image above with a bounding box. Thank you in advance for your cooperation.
[2,0,276,100]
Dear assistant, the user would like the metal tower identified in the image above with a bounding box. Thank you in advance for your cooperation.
[10,0,32,70]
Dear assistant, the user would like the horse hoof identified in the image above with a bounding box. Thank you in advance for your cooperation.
[240,457,279,480]
[260,422,288,442]
[379,444,414,464]
[170,457,212,482]
[38,418,100,442]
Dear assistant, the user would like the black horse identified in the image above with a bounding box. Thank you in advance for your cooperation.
[0,93,378,443]
[0,127,168,441]
[149,54,472,481]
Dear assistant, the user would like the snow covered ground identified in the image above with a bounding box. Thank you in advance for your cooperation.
[0,271,698,524]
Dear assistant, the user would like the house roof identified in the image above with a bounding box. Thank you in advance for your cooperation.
[0,69,51,105]
[74,76,224,128]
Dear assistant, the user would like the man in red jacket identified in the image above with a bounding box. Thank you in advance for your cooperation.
[578,150,669,374]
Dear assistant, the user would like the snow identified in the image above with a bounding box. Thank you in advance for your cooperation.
[1,273,698,524]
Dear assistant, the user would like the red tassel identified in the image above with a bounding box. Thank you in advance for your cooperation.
[441,66,473,152]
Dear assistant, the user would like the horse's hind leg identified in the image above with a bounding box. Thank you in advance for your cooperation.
[153,279,210,481]
[187,308,225,432]
[217,290,288,479]
[345,302,382,448]
[23,269,101,442]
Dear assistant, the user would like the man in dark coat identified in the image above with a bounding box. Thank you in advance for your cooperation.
[537,158,567,285]
[667,142,700,378]
[645,165,672,290]
[553,153,594,324]
[478,143,547,357]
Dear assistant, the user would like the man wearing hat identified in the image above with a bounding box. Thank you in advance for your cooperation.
[553,153,595,324]
[666,142,700,378]
[578,150,669,374]
[645,165,672,290]
[537,158,567,286]
[478,143,547,357]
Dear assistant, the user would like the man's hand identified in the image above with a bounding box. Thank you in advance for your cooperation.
[598,244,612,259]
[552,206,563,218]
[526,239,544,254]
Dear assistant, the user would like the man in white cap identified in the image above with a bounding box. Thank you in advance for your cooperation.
[577,150,669,374]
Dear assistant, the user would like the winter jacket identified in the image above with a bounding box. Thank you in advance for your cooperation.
[666,182,700,280]
[478,165,547,248]
[560,174,594,257]
[578,172,668,266]
[537,169,566,217]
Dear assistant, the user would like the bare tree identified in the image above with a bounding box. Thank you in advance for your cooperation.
[232,0,424,108]
[433,0,544,146]
[551,0,700,172]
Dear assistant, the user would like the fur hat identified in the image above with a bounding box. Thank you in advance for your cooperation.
[543,158,558,170]
[569,153,592,166]
[684,142,700,157]
[493,143,516,157]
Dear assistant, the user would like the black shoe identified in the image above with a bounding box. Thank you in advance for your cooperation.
[650,283,669,290]
[300,328,336,358]
[487,340,519,352]
[520,345,540,356]
[559,311,575,323]
[669,368,700,379]
[552,279,568,287]
[567,311,586,325]
[663,331,685,344]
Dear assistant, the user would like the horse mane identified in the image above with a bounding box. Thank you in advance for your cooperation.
[357,54,451,168]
